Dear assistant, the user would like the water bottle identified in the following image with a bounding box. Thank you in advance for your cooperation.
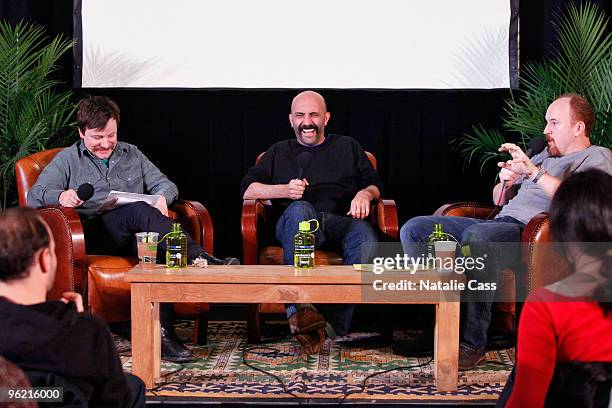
[165,223,187,268]
[294,219,319,269]
[427,223,448,264]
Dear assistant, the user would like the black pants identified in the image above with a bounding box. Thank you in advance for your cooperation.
[82,201,205,325]
[82,201,204,261]
[125,373,146,407]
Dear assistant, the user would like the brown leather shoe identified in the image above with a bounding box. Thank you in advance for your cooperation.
[458,344,486,371]
[288,307,327,334]
[295,327,326,355]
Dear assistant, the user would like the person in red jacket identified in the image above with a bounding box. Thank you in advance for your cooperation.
[500,169,612,407]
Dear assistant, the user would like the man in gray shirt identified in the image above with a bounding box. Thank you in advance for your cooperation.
[28,96,239,362]
[400,93,612,369]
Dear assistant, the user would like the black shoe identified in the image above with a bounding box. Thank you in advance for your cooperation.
[486,328,515,350]
[392,329,434,357]
[195,252,241,265]
[161,326,194,363]
[222,257,241,265]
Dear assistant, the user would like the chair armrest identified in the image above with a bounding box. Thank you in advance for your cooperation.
[169,199,213,254]
[36,206,86,302]
[521,212,570,293]
[371,198,399,240]
[241,199,268,264]
[521,212,550,245]
[434,202,498,219]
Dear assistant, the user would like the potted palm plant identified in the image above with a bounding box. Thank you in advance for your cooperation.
[456,2,611,174]
[0,21,75,210]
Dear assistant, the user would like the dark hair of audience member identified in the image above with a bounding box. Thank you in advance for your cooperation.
[0,207,50,281]
[76,95,121,134]
[548,169,612,313]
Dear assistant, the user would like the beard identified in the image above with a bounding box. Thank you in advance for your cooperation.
[92,145,115,158]
[546,141,561,157]
[295,124,323,145]
[299,123,319,134]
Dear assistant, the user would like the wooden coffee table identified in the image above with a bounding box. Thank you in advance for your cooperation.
[125,264,463,391]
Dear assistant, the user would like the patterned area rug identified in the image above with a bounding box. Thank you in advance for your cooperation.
[116,321,513,402]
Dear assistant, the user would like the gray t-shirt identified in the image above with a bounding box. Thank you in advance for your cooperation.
[496,145,612,224]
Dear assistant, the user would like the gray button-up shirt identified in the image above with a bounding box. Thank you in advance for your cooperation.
[27,141,179,217]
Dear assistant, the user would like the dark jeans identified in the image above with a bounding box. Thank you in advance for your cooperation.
[276,201,378,336]
[400,215,524,349]
[82,201,205,326]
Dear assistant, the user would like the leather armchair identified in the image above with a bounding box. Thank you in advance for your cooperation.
[241,151,399,343]
[0,357,38,408]
[15,148,212,344]
[434,202,570,335]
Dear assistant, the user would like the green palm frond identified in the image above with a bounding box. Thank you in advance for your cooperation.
[453,125,506,173]
[456,2,611,175]
[0,20,75,209]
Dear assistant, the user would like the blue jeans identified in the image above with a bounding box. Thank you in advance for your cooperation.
[400,215,524,349]
[277,201,378,336]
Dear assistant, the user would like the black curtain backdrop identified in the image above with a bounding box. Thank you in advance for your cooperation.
[1,0,610,258]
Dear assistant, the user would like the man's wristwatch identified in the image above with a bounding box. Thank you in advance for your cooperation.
[531,166,546,183]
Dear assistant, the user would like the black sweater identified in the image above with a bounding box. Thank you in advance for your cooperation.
[0,297,132,407]
[240,134,382,215]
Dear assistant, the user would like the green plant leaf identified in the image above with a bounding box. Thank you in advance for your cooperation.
[0,20,75,210]
[453,125,506,173]
[455,1,612,175]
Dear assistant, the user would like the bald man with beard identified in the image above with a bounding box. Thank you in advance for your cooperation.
[241,91,383,354]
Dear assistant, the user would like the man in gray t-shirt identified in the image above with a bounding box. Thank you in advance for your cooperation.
[400,93,612,370]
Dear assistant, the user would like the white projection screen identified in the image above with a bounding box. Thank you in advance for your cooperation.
[75,0,518,89]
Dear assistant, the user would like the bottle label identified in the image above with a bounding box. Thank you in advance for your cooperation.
[166,245,186,267]
[295,245,314,252]
[294,245,315,268]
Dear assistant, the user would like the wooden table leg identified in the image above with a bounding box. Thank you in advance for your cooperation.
[434,301,460,391]
[131,283,160,388]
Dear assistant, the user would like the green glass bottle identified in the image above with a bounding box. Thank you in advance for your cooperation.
[294,219,319,269]
[427,223,448,262]
[165,223,187,268]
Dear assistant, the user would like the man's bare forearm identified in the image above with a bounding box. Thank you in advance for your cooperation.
[531,172,562,198]
[360,185,380,201]
[492,182,520,205]
[243,182,288,199]
[492,182,505,205]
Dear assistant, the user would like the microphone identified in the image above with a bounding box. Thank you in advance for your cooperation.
[297,152,312,180]
[494,137,548,210]
[525,137,547,158]
[77,183,94,201]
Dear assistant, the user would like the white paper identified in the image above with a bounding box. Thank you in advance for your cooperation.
[97,191,161,213]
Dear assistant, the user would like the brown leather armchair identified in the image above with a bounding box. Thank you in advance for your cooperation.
[0,357,37,408]
[241,151,399,343]
[15,148,212,344]
[434,202,570,335]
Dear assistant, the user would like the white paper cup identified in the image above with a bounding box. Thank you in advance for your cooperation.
[434,240,457,272]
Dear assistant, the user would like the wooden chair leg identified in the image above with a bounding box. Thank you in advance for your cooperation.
[193,311,208,345]
[247,304,262,344]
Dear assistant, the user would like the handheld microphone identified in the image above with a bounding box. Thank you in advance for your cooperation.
[77,183,94,201]
[494,137,548,212]
[297,152,312,180]
[525,137,547,158]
